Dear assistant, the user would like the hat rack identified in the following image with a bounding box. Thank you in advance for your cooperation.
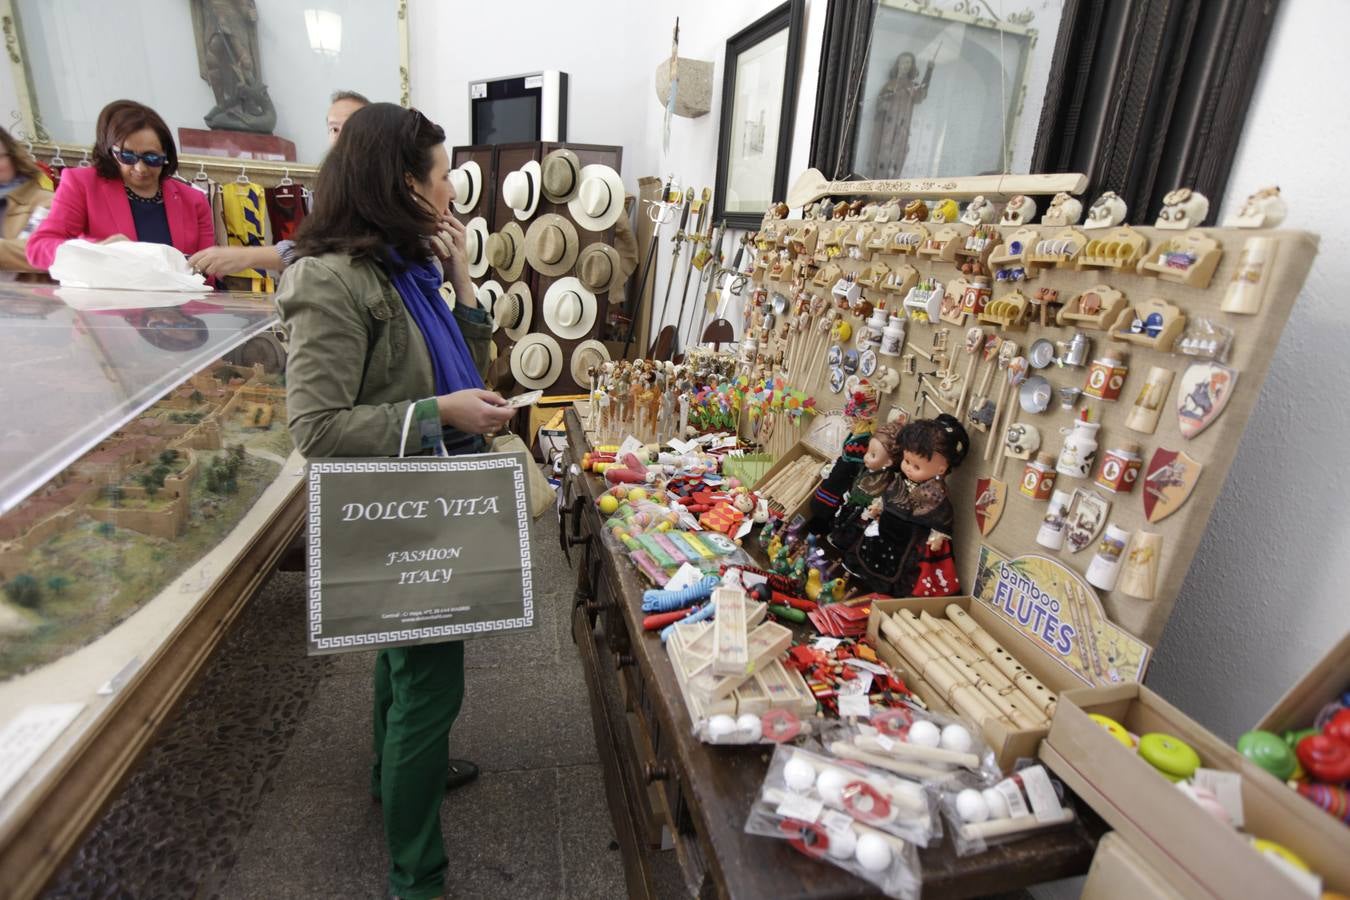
[26,141,318,186]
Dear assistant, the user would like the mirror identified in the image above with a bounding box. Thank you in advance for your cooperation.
[7,0,406,166]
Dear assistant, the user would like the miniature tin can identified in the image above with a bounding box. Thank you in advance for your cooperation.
[1020,453,1058,500]
[1083,356,1128,401]
[879,316,906,356]
[1096,443,1142,494]
[961,277,991,316]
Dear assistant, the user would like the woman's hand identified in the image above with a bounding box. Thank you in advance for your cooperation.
[188,245,282,276]
[436,388,514,434]
[431,213,475,305]
[926,530,948,551]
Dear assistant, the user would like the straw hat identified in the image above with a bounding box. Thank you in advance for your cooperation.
[510,333,563,390]
[542,276,597,339]
[540,148,581,203]
[475,279,504,327]
[502,160,541,221]
[576,243,625,295]
[464,216,489,278]
[524,214,579,276]
[486,221,526,281]
[449,160,482,214]
[568,164,625,232]
[570,339,610,388]
[495,281,533,341]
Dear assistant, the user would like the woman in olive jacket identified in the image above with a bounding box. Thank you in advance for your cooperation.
[276,103,513,900]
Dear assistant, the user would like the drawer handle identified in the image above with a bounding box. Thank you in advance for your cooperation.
[614,653,635,670]
[644,762,671,784]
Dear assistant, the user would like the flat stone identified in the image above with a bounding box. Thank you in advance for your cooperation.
[555,764,628,898]
[451,661,597,773]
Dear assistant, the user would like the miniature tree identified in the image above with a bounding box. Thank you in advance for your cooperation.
[3,575,42,609]
[45,575,70,596]
[139,473,160,498]
[159,449,179,465]
[252,407,264,425]
[151,464,170,486]
[96,522,116,538]
[105,484,124,505]
[191,390,204,405]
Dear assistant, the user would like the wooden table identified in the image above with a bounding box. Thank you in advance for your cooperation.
[560,410,1100,898]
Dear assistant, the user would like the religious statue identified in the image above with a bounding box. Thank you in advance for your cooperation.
[191,0,278,134]
[868,52,936,179]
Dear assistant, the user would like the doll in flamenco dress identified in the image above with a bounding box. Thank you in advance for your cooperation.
[806,381,880,536]
[843,414,970,597]
[828,419,903,553]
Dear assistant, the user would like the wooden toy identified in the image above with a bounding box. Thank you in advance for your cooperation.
[978,290,1031,330]
[987,227,1039,268]
[1126,366,1175,434]
[1079,226,1149,270]
[918,223,966,263]
[1138,231,1223,288]
[1137,732,1201,782]
[891,222,928,255]
[1118,530,1163,600]
[1058,284,1127,330]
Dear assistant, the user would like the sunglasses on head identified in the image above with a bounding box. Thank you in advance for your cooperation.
[112,147,167,168]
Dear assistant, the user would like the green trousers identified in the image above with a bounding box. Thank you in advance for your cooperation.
[371,640,465,900]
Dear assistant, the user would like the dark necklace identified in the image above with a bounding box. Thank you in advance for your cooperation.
[125,184,163,204]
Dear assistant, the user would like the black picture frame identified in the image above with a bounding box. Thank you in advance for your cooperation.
[713,0,805,230]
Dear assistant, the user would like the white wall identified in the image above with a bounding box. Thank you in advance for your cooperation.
[1142,0,1350,741]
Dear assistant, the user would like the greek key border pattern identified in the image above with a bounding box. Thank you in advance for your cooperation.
[306,455,534,649]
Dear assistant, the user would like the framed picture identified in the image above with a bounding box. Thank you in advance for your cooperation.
[713,0,805,230]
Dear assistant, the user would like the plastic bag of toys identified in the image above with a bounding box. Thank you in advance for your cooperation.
[936,763,1076,857]
[820,707,1003,786]
[745,745,926,898]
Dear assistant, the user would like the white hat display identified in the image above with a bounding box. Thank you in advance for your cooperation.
[496,281,533,342]
[475,279,504,327]
[502,160,541,221]
[542,276,597,339]
[510,333,563,390]
[464,216,490,278]
[568,164,625,232]
[449,160,482,215]
[570,339,610,388]
[486,221,526,282]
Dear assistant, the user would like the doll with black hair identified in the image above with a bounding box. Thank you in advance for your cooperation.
[842,413,970,597]
[806,381,879,535]
[827,418,903,554]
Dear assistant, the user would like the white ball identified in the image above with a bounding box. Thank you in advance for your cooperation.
[826,823,857,860]
[736,713,762,743]
[940,724,973,754]
[907,720,941,748]
[707,714,738,741]
[955,788,989,824]
[783,755,817,792]
[854,832,892,872]
[816,767,848,805]
[982,787,1010,820]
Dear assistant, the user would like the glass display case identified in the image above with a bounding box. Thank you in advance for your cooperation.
[0,284,304,893]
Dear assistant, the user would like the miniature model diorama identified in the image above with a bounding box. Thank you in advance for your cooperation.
[0,358,290,680]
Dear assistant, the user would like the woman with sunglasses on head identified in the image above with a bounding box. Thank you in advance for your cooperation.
[26,100,214,270]
[278,103,511,900]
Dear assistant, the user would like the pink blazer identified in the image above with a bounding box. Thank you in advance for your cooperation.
[26,166,216,270]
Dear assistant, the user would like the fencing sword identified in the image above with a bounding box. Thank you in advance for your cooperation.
[649,187,694,358]
[667,186,712,360]
[691,219,726,346]
[622,175,675,358]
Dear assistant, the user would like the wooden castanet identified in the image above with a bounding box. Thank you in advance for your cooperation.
[946,605,1058,718]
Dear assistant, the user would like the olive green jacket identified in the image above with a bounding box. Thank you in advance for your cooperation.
[276,253,491,459]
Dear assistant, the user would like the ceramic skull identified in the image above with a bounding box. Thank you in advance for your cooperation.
[1223,185,1287,229]
[931,198,960,224]
[1155,188,1209,230]
[999,195,1038,226]
[961,195,996,226]
[1042,192,1083,226]
[902,199,929,222]
[1084,192,1127,230]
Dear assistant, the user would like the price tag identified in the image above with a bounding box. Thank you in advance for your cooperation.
[838,693,871,718]
[663,563,703,591]
[713,435,740,450]
[470,82,487,99]
[839,671,873,696]
[1193,768,1244,828]
[843,658,889,676]
[775,793,824,823]
[1018,765,1063,823]
[995,779,1030,819]
[739,570,769,589]
[821,809,855,835]
[812,637,842,651]
[667,438,696,454]
[618,435,645,458]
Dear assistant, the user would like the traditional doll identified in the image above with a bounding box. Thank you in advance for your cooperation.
[806,381,879,535]
[828,419,903,552]
[843,414,970,597]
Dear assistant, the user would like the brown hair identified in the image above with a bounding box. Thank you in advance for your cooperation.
[0,127,40,182]
[294,103,444,268]
[93,100,178,181]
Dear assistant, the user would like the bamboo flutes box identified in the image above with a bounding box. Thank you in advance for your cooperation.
[865,596,1085,771]
[1041,683,1350,899]
[751,440,830,520]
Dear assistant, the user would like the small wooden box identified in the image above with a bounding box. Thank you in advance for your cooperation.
[751,441,830,520]
[1256,629,1350,733]
[1041,682,1350,898]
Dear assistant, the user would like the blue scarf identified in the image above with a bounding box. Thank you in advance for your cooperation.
[383,250,483,394]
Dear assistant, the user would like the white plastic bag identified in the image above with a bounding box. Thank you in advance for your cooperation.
[49,239,207,291]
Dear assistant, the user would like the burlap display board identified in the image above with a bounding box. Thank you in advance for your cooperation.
[750,215,1318,652]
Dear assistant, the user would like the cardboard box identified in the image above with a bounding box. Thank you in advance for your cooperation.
[1082,832,1183,900]
[1041,682,1350,899]
[1256,629,1350,733]
[866,596,1086,771]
